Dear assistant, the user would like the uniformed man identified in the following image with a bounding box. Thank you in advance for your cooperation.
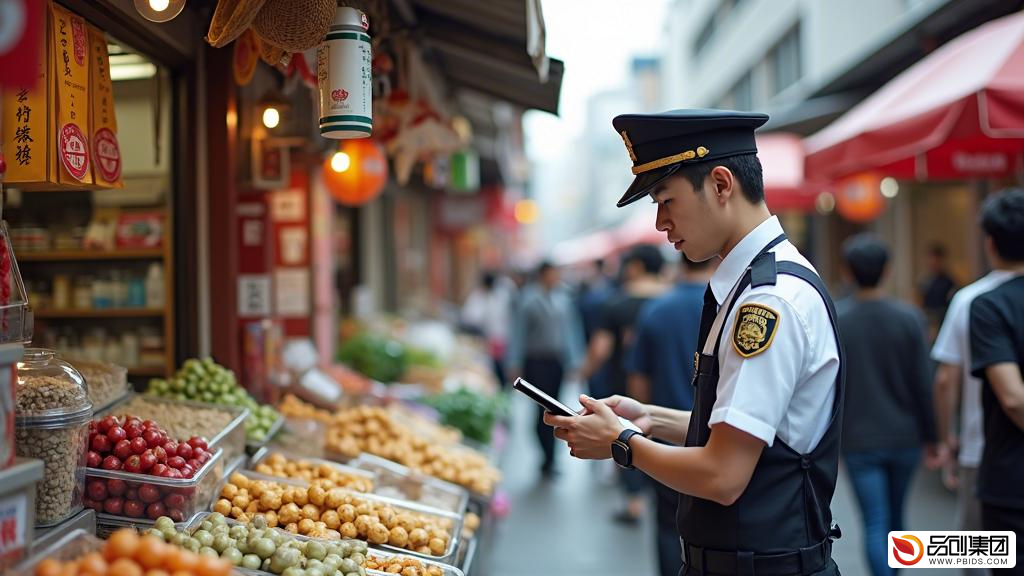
[545,109,844,575]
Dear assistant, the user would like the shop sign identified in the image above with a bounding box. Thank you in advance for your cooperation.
[238,274,272,317]
[52,2,92,184]
[951,151,1008,175]
[89,23,120,187]
[0,0,43,87]
[252,138,289,190]
[1,1,47,182]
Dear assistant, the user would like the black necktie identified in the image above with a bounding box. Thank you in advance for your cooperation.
[697,284,718,351]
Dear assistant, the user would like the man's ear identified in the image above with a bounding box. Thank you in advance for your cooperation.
[708,166,735,202]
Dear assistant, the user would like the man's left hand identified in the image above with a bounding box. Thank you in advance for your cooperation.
[544,394,624,460]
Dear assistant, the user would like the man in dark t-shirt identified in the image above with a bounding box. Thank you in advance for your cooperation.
[836,234,937,576]
[580,244,666,523]
[969,188,1024,574]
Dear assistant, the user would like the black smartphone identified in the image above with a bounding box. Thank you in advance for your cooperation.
[512,377,579,417]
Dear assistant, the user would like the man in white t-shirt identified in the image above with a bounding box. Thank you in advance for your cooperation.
[932,268,1017,575]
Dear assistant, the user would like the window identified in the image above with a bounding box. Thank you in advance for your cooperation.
[732,71,753,111]
[694,0,741,57]
[770,24,802,96]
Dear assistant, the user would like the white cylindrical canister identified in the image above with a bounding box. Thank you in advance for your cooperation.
[318,7,372,139]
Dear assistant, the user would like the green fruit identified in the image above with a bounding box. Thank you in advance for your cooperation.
[253,537,277,560]
[270,547,301,574]
[212,534,233,553]
[194,530,214,548]
[242,554,262,570]
[145,528,164,540]
[338,559,358,574]
[229,525,248,540]
[199,546,219,558]
[281,568,304,576]
[209,512,227,525]
[154,516,175,532]
[222,548,243,566]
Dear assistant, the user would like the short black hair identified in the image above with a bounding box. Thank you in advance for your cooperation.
[624,244,664,275]
[675,153,765,204]
[981,188,1024,263]
[842,233,889,288]
[537,261,555,276]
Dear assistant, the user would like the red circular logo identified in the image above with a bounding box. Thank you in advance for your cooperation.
[93,128,121,182]
[360,13,369,30]
[331,89,349,102]
[71,16,86,66]
[59,123,90,181]
[892,535,925,566]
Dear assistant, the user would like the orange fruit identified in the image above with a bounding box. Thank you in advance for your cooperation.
[57,563,78,576]
[35,558,63,576]
[105,530,141,561]
[195,555,231,576]
[108,558,143,576]
[145,570,171,576]
[164,548,199,574]
[170,571,192,576]
[135,536,167,570]
[77,553,108,576]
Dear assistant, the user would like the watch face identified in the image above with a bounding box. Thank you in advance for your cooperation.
[611,440,629,468]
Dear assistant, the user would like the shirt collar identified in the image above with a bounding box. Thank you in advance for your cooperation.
[709,216,785,304]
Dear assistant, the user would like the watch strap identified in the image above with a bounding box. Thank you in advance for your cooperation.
[613,429,643,469]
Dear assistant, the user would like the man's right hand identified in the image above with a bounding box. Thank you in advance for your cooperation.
[595,395,653,436]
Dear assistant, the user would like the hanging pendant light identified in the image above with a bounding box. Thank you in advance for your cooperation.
[134,0,186,22]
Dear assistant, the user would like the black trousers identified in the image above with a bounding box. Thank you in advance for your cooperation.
[681,559,840,576]
[523,355,564,470]
[983,503,1024,575]
[655,483,683,576]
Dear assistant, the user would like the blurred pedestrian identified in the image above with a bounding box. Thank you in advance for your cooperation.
[506,261,586,477]
[577,258,618,398]
[932,208,1020,576]
[969,189,1024,574]
[461,270,514,389]
[920,243,958,339]
[626,254,715,576]
[579,244,666,523]
[837,234,937,576]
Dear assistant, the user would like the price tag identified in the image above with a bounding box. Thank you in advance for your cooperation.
[0,493,27,557]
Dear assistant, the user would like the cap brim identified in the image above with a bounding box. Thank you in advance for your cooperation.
[616,162,682,207]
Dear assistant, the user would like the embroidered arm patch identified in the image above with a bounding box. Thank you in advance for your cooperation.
[732,303,780,358]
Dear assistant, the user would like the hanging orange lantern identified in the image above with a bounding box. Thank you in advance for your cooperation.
[835,172,886,223]
[322,138,388,206]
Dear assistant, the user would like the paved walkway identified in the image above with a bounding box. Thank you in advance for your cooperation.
[485,383,959,576]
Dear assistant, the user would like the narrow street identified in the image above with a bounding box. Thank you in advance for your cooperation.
[489,384,959,576]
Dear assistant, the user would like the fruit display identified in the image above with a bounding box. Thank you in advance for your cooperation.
[252,452,375,493]
[146,514,368,576]
[364,553,444,576]
[109,396,241,454]
[212,472,458,558]
[337,333,408,384]
[84,415,221,522]
[146,358,281,444]
[32,529,231,576]
[279,396,500,496]
[87,415,213,480]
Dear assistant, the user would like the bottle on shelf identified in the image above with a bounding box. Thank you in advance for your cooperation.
[146,263,164,309]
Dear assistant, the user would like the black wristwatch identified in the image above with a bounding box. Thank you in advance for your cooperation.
[611,429,643,469]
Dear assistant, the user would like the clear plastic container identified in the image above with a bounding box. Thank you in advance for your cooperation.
[12,529,101,576]
[221,470,463,564]
[85,447,224,526]
[100,394,249,463]
[14,348,92,526]
[249,448,376,492]
[0,221,34,345]
[365,547,466,576]
[30,508,96,555]
[66,358,129,413]
[352,453,469,514]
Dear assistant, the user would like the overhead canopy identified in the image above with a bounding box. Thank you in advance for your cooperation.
[398,0,564,115]
[805,11,1024,181]
[757,133,821,213]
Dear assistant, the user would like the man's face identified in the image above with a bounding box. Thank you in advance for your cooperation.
[541,267,560,288]
[651,175,726,262]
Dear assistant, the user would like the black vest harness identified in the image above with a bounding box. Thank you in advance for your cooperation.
[678,234,845,575]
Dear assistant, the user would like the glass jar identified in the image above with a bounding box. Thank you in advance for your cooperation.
[14,348,92,526]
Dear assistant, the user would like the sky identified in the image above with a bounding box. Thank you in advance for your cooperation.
[522,0,670,250]
[524,0,670,160]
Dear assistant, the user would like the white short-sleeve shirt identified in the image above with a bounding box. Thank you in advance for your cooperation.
[931,270,1017,467]
[705,216,840,454]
